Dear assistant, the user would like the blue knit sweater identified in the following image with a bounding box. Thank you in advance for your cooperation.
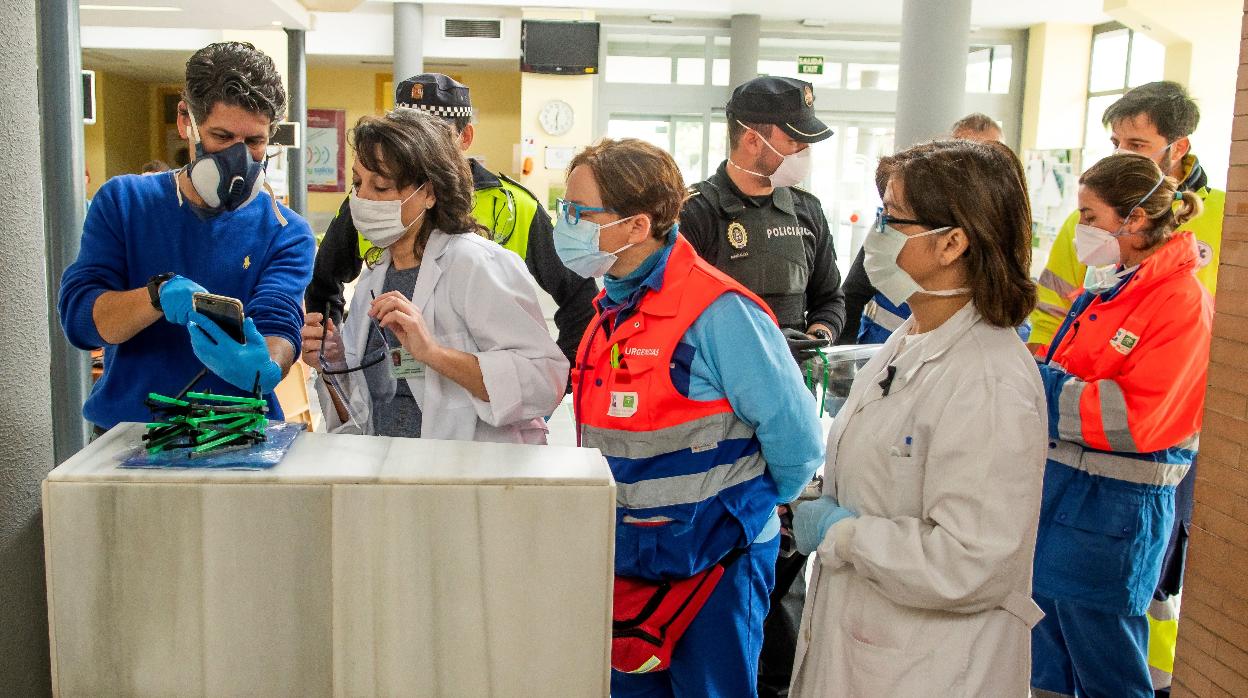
[58,172,314,428]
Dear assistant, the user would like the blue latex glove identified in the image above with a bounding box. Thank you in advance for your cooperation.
[158,275,207,325]
[793,496,856,555]
[187,311,282,393]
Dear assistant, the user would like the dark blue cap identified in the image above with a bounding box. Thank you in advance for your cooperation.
[726,76,832,143]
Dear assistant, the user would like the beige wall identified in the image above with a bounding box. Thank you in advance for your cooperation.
[1020,23,1093,152]
[518,8,596,208]
[101,71,154,178]
[81,68,159,198]
[83,73,106,199]
[305,65,522,219]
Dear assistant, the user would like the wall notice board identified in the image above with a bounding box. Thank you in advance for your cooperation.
[307,109,346,193]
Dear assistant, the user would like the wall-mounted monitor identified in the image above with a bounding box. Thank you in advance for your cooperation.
[520,20,600,75]
[82,70,96,125]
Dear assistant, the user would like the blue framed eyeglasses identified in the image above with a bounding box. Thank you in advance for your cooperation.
[557,198,617,226]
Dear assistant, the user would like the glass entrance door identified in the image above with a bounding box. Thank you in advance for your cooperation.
[803,115,895,274]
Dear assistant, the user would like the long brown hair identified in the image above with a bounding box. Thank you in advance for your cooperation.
[878,140,1036,328]
[350,109,482,260]
[1079,152,1202,249]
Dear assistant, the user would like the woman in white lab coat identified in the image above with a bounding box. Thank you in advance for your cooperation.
[789,140,1048,697]
[301,109,567,444]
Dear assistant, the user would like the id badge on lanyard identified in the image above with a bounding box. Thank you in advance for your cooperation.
[389,347,425,380]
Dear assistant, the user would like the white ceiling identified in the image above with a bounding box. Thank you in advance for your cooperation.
[394,0,1111,29]
[79,0,1113,81]
[79,0,310,30]
[80,0,1111,32]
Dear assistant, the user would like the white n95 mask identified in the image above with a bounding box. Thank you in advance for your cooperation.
[1074,223,1124,267]
[732,121,813,188]
[863,217,969,306]
[349,183,427,249]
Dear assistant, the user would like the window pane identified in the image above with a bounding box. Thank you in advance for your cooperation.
[605,34,708,85]
[1083,93,1121,170]
[712,37,731,86]
[676,57,705,85]
[607,118,669,150]
[966,47,991,93]
[990,44,1013,94]
[757,36,861,88]
[1089,28,1129,93]
[604,56,671,85]
[846,63,898,90]
[672,120,704,184]
[709,119,727,171]
[1128,32,1165,87]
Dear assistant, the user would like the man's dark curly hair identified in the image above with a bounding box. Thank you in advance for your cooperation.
[182,42,287,133]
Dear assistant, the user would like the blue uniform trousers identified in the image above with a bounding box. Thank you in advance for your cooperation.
[611,534,779,698]
[1031,593,1152,698]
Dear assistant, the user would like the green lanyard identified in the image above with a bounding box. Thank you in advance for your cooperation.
[803,347,832,417]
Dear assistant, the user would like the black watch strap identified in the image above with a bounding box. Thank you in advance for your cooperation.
[147,272,176,311]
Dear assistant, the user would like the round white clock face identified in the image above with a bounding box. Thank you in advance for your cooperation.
[539,99,575,137]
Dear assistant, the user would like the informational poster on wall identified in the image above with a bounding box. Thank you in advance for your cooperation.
[306,109,346,193]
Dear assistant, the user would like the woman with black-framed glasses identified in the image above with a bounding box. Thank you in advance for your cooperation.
[300,109,566,442]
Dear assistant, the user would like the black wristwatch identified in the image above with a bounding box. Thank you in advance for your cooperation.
[147,272,176,311]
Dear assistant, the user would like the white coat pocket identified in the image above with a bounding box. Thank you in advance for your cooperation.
[882,454,924,517]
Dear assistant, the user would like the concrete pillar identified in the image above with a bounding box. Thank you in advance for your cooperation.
[728,14,761,92]
[4,0,56,693]
[286,28,307,217]
[894,0,972,149]
[394,2,424,84]
[39,0,90,464]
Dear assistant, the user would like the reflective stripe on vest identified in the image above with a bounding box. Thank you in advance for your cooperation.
[574,236,778,526]
[863,298,907,332]
[1047,439,1191,487]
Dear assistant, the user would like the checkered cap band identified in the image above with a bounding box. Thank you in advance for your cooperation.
[396,102,473,118]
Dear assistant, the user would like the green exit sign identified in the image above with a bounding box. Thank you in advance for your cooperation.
[797,55,824,75]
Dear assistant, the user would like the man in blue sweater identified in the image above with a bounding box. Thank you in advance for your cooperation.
[59,42,314,433]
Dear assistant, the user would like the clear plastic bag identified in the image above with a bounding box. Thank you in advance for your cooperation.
[118,420,305,470]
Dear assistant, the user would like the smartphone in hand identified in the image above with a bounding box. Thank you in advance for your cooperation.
[192,292,246,344]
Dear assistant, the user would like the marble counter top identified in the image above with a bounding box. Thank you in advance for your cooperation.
[49,422,613,486]
[44,425,615,696]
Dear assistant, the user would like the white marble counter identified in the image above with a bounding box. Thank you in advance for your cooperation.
[44,425,615,697]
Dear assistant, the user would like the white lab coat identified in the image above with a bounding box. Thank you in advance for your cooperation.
[790,302,1048,697]
[316,228,568,444]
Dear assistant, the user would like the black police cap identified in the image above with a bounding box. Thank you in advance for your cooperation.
[394,73,472,120]
[726,76,832,143]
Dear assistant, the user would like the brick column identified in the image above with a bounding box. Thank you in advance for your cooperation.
[1171,3,1248,696]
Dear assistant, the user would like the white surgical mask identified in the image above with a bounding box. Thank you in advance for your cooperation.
[553,212,636,278]
[863,216,969,306]
[349,183,427,249]
[1074,223,1124,267]
[731,121,813,188]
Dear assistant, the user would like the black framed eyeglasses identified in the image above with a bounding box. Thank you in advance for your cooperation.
[874,207,953,232]
[318,300,393,376]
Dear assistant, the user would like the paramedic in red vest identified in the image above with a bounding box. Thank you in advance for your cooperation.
[1030,153,1212,698]
[556,138,824,697]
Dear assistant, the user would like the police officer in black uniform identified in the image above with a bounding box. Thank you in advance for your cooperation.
[305,74,596,370]
[680,76,845,698]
